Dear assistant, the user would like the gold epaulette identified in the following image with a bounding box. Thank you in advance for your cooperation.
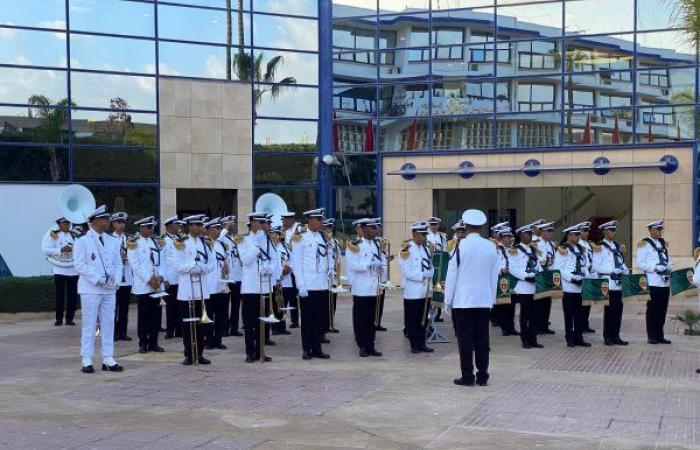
[637,239,648,248]
[126,235,139,250]
[530,243,542,255]
[591,243,602,253]
[292,232,302,242]
[49,230,58,240]
[507,247,518,256]
[337,238,346,251]
[557,246,568,255]
[233,234,244,244]
[298,225,308,233]
[203,236,214,248]
[270,233,280,244]
[399,240,410,260]
[427,241,435,252]
[347,238,360,253]
[447,239,456,253]
[158,237,166,247]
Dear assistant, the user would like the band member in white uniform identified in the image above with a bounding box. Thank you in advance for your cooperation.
[323,218,342,334]
[204,217,230,350]
[219,216,243,337]
[510,223,543,349]
[111,212,133,342]
[427,217,447,323]
[489,222,508,328]
[444,210,499,387]
[73,205,123,374]
[128,216,166,354]
[162,216,184,339]
[635,220,673,345]
[592,220,629,346]
[280,212,300,328]
[399,221,434,354]
[42,217,79,326]
[270,226,293,336]
[495,226,519,336]
[578,222,596,334]
[534,221,556,335]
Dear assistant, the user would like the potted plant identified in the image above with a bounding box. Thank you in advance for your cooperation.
[671,309,700,336]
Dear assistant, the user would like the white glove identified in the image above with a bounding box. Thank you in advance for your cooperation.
[422,269,433,280]
[571,275,583,282]
[299,288,309,298]
[96,276,108,287]
[655,264,667,273]
[190,265,204,275]
[611,268,623,275]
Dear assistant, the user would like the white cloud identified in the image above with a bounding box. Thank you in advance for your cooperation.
[0,27,18,40]
[156,63,181,77]
[205,55,226,79]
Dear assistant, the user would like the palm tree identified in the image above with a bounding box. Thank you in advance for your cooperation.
[27,95,73,181]
[233,52,297,108]
[552,48,590,142]
[667,0,700,47]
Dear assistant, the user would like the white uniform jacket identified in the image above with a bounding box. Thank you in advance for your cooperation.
[536,239,556,270]
[291,229,333,293]
[219,232,243,283]
[508,243,542,295]
[692,258,700,287]
[444,233,499,309]
[128,235,166,296]
[580,240,596,277]
[591,239,628,291]
[41,228,78,276]
[346,237,385,297]
[284,222,301,246]
[635,238,673,288]
[239,231,275,295]
[112,232,133,286]
[398,240,431,300]
[162,233,180,285]
[175,235,216,300]
[73,229,122,295]
[554,243,590,294]
[495,243,510,274]
[427,231,447,252]
[276,241,294,288]
[206,239,229,295]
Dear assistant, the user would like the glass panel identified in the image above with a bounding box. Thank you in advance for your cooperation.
[159,42,228,79]
[254,153,317,185]
[498,2,562,34]
[385,48,431,78]
[637,30,696,67]
[516,39,560,71]
[566,36,634,72]
[379,82,430,118]
[255,85,318,119]
[0,28,66,68]
[637,0,680,31]
[70,72,156,111]
[496,112,560,148]
[73,147,157,183]
[70,34,155,74]
[378,117,430,151]
[334,84,377,115]
[432,0,493,9]
[254,0,317,17]
[0,106,69,144]
[334,48,378,70]
[564,89,595,109]
[335,118,376,153]
[255,188,316,215]
[159,5,249,46]
[378,13,430,45]
[70,0,155,37]
[431,78,510,115]
[378,0,429,13]
[335,187,376,221]
[438,114,494,150]
[71,110,157,147]
[636,106,694,142]
[163,0,250,8]
[637,67,695,105]
[0,144,69,182]
[332,1,377,18]
[515,80,558,112]
[1,0,65,29]
[0,68,67,105]
[332,154,377,186]
[253,15,318,51]
[562,109,633,146]
[565,0,634,35]
[88,185,159,225]
[254,119,317,151]
[253,49,318,85]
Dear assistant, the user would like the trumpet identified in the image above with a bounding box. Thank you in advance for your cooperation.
[148,266,168,306]
[380,238,396,289]
[220,260,231,294]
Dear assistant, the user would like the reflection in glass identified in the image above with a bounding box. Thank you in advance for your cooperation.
[0,144,69,182]
[562,109,632,146]
[516,82,557,112]
[70,34,155,74]
[70,72,157,111]
[0,106,69,144]
[378,0,429,13]
[71,110,157,147]
[566,38,634,73]
[332,1,378,18]
[498,1,562,32]
[254,119,317,151]
[254,154,317,185]
[432,79,510,115]
[255,188,316,215]
[255,49,318,86]
[0,28,67,68]
[334,119,376,153]
[636,30,696,66]
[638,67,696,106]
[565,0,634,35]
[378,117,429,151]
[159,42,228,79]
[0,68,67,106]
[88,185,158,223]
[636,106,694,142]
[253,14,318,51]
[637,0,681,31]
[332,154,377,186]
[379,82,430,118]
[1,0,65,29]
[255,85,318,119]
[158,5,249,46]
[334,84,377,115]
[163,0,250,8]
[73,147,157,183]
[497,112,560,148]
[335,187,376,221]
[254,0,317,17]
[517,40,559,70]
[70,0,155,37]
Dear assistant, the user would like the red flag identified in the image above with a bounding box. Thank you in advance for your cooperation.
[648,123,653,143]
[363,119,374,153]
[406,119,418,150]
[581,114,591,144]
[676,123,681,141]
[612,115,620,144]
[332,109,340,153]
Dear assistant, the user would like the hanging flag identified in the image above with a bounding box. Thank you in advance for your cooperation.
[670,268,698,299]
[622,273,650,303]
[648,123,654,143]
[612,115,620,144]
[332,109,340,153]
[534,270,563,300]
[496,274,518,304]
[581,114,591,144]
[363,118,374,153]
[406,119,418,151]
[582,278,610,306]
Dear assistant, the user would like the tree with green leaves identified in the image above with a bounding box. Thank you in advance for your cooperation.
[233,52,297,108]
[27,95,73,181]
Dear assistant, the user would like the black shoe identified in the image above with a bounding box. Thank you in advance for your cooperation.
[81,365,94,374]
[205,344,214,350]
[453,377,475,386]
[214,343,227,350]
[530,342,544,348]
[435,318,444,323]
[522,343,533,349]
[138,345,148,353]
[376,326,387,332]
[696,369,700,374]
[302,351,312,360]
[265,340,276,346]
[149,345,165,352]
[476,374,489,386]
[368,350,383,357]
[231,331,243,337]
[420,346,434,353]
[262,356,272,362]
[584,328,596,334]
[411,347,421,354]
[245,356,254,363]
[542,329,556,335]
[604,339,615,346]
[164,333,174,339]
[121,335,133,342]
[312,351,330,359]
[183,357,193,365]
[54,320,63,326]
[290,323,299,328]
[613,338,629,346]
[359,350,370,357]
[113,335,121,341]
[567,342,577,348]
[160,328,166,332]
[280,330,292,335]
[320,338,331,344]
[576,341,592,347]
[329,328,340,333]
[102,363,123,372]
[271,330,281,336]
[659,338,672,344]
[223,330,230,337]
[197,357,211,365]
[647,339,659,345]
[65,321,76,326]
[476,380,488,386]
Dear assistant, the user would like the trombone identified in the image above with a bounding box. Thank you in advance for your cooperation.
[185,265,212,365]
[422,249,434,327]
[258,265,280,363]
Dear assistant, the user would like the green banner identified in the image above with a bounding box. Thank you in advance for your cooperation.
[431,251,449,306]
[495,274,517,304]
[581,278,610,306]
[622,274,650,303]
[534,270,563,300]
[670,268,698,298]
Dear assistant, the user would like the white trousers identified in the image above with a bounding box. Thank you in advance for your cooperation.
[80,293,116,364]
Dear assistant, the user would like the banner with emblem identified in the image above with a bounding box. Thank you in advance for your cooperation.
[621,273,649,302]
[495,274,518,304]
[670,268,698,299]
[534,270,563,300]
[431,251,449,306]
[581,278,610,306]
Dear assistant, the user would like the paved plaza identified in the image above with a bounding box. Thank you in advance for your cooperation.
[1,293,699,449]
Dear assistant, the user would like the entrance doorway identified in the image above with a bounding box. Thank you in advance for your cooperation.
[176,189,237,219]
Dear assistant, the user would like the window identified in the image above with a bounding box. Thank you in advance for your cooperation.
[70,35,156,74]
[254,154,317,185]
[70,0,154,37]
[640,107,675,126]
[254,120,317,152]
[431,80,510,115]
[0,145,69,182]
[517,84,555,111]
[408,29,430,62]
[433,28,465,60]
[0,68,67,106]
[73,147,157,183]
[71,110,157,147]
[470,34,510,63]
[518,41,558,70]
[566,90,595,109]
[253,15,318,51]
[0,28,67,68]
[600,94,632,118]
[70,73,157,111]
[332,27,392,64]
[159,5,249,46]
[638,69,670,88]
[0,106,69,144]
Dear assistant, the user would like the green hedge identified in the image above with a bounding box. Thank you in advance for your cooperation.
[0,276,60,313]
